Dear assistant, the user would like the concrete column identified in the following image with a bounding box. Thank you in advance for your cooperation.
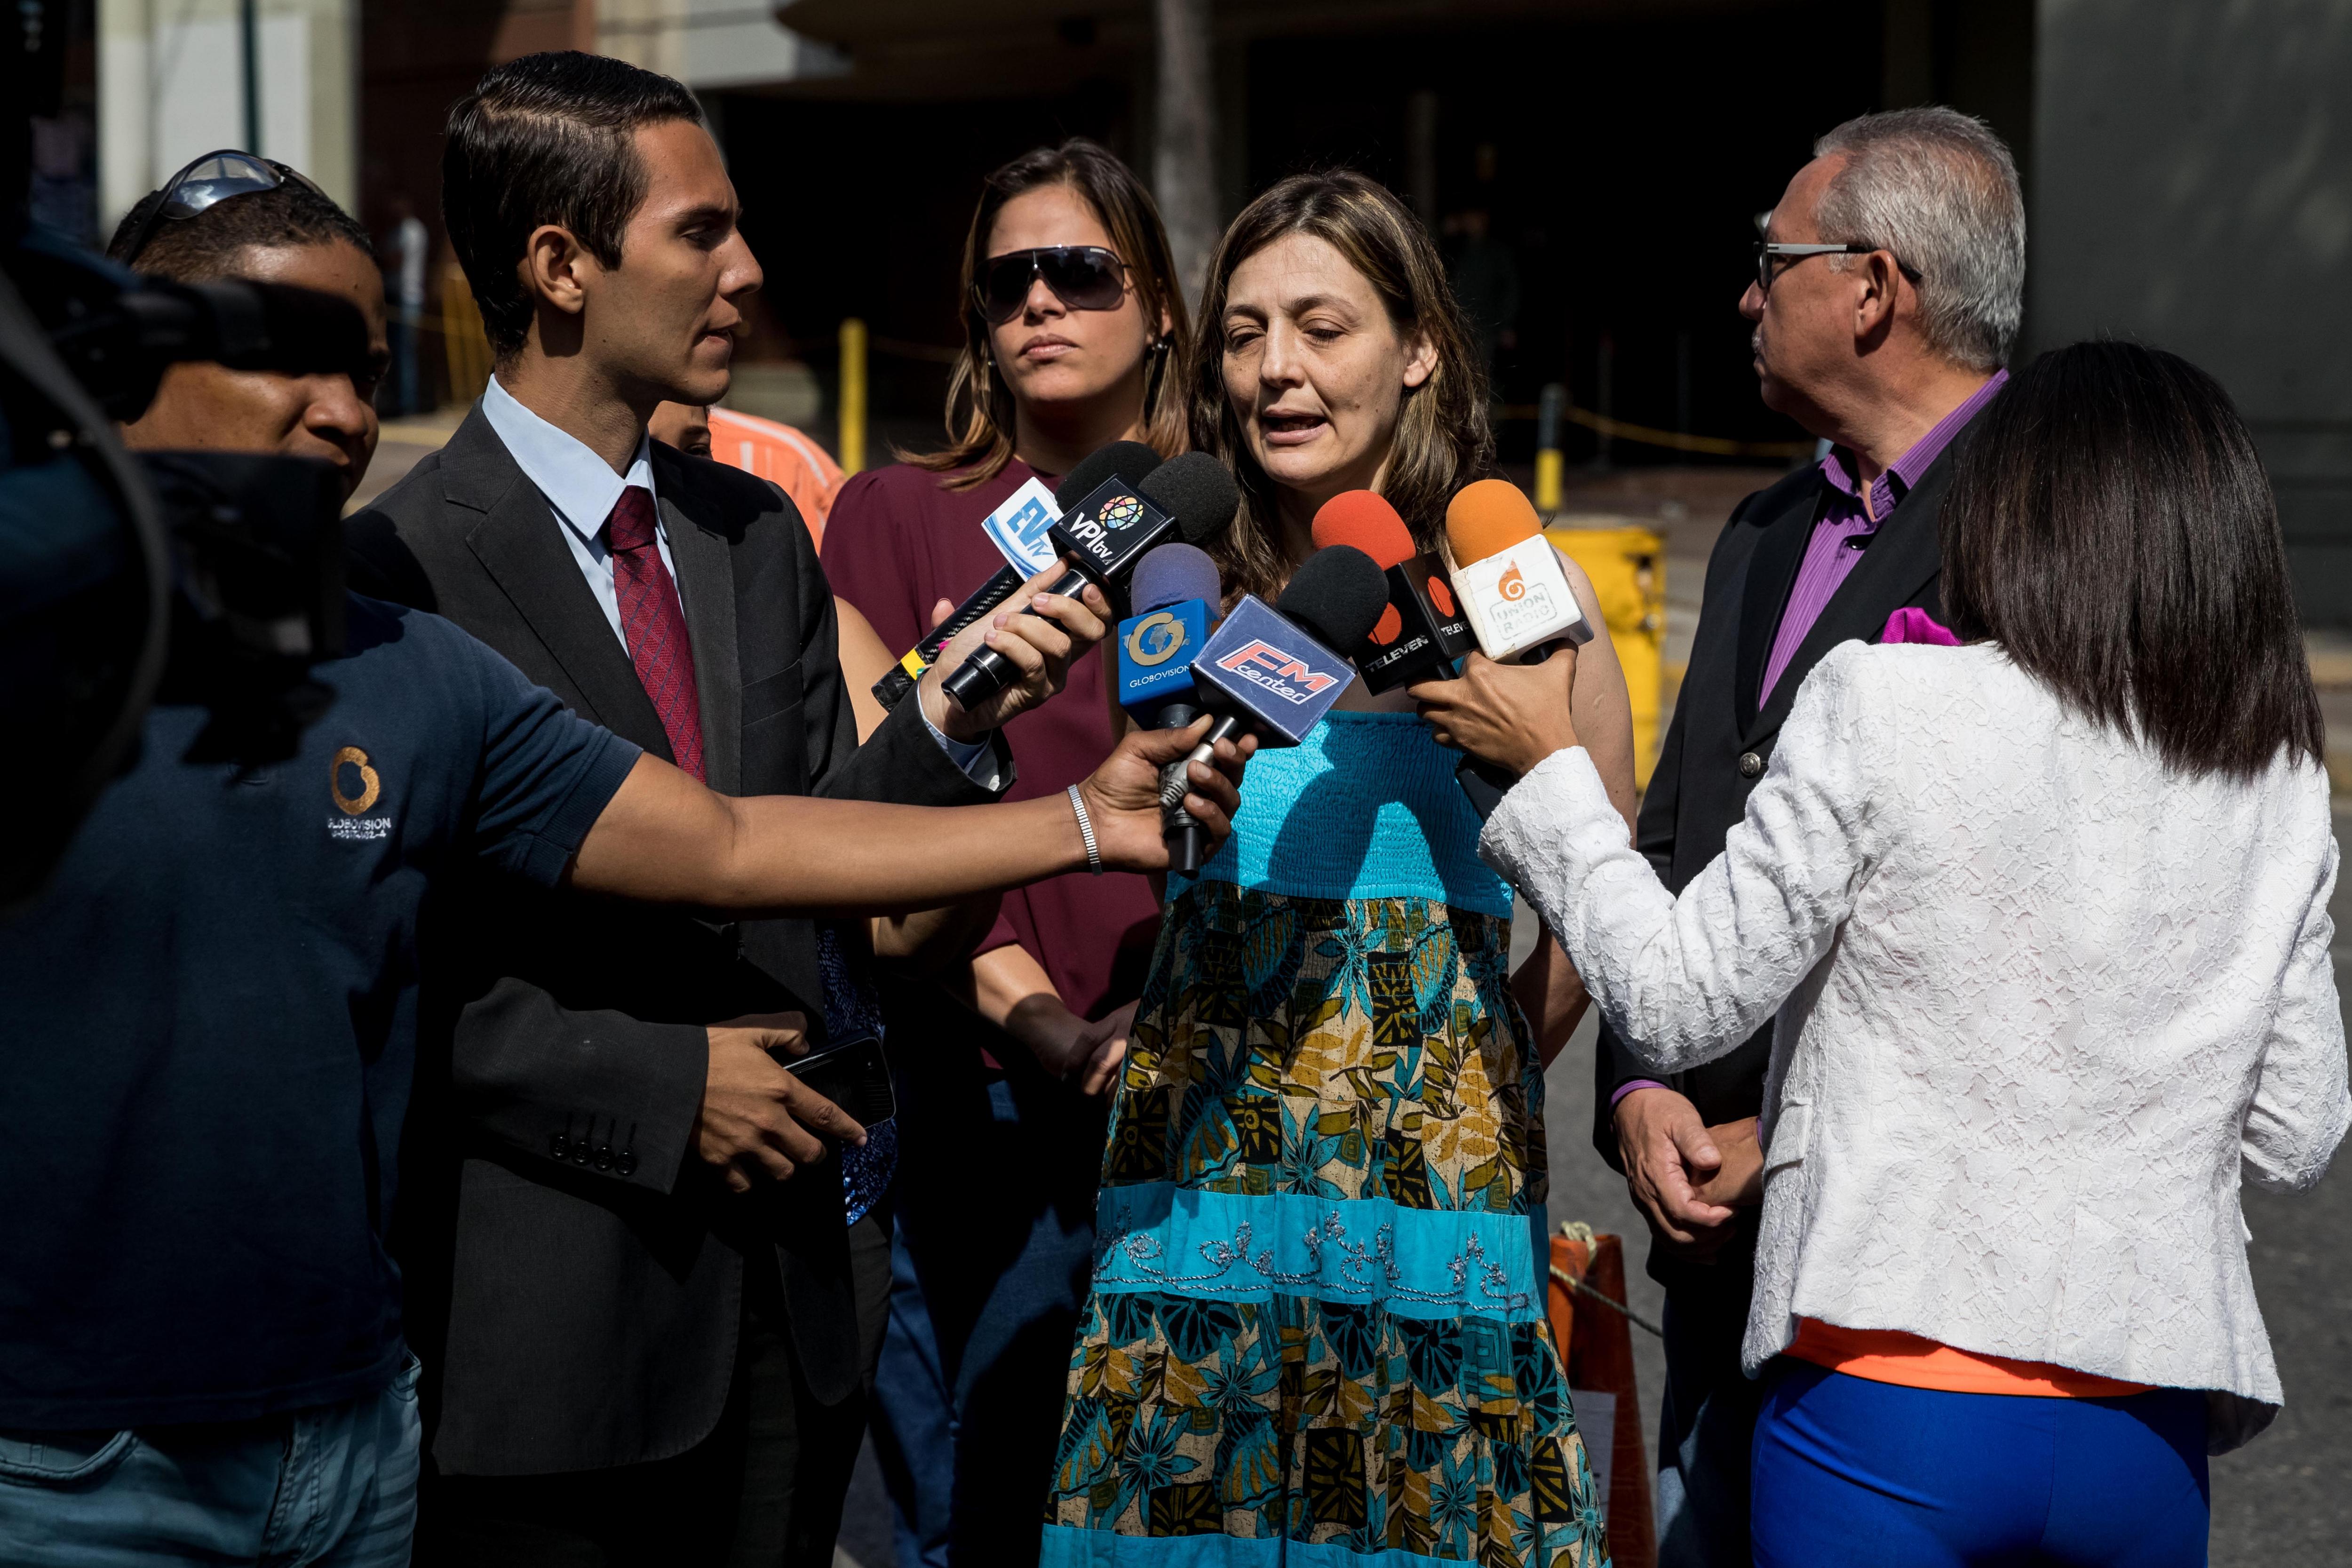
[98,0,357,232]
[1153,0,1217,302]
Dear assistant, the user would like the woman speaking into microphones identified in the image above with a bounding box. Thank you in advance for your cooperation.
[1417,342,2348,1568]
[820,140,1194,1567]
[1040,171,1631,1568]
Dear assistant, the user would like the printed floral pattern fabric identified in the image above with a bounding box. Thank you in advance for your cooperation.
[1043,877,1608,1567]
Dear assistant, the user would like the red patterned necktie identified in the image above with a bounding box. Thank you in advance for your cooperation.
[604,485,706,781]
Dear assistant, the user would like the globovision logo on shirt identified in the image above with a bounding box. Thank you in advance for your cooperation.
[328,746,390,842]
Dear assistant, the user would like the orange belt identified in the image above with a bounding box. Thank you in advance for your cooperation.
[1787,1319,2153,1399]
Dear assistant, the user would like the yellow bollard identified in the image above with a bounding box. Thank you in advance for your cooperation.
[838,317,867,475]
[1548,523,1667,790]
[1535,382,1566,515]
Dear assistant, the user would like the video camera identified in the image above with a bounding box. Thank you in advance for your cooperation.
[2,3,373,904]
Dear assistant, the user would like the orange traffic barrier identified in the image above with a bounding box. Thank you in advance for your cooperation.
[1548,1226,1655,1568]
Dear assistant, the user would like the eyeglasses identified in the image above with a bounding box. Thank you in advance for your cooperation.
[975,246,1130,325]
[1755,240,1922,295]
[118,150,331,268]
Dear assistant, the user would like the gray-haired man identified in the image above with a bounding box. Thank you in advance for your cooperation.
[1595,107,2025,1565]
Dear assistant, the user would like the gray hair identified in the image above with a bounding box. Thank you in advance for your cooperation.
[1811,107,2026,371]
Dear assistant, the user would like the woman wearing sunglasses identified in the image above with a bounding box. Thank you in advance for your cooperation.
[820,138,1192,1568]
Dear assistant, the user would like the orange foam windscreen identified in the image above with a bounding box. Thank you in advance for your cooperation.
[1311,490,1417,570]
[1444,478,1544,567]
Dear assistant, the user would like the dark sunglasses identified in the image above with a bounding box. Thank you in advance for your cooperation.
[974,246,1129,325]
[119,150,331,268]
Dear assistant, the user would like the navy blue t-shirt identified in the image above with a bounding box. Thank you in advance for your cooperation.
[0,597,640,1427]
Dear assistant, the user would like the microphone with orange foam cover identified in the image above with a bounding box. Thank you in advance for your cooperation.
[1309,490,1477,693]
[1442,478,1590,662]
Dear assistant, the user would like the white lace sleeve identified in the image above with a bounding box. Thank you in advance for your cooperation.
[1478,644,1880,1075]
[2243,833,2352,1192]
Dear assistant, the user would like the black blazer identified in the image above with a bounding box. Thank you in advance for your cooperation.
[1592,449,1956,1170]
[349,407,1006,1476]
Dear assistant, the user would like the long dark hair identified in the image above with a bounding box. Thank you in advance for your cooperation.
[1941,340,2323,779]
[907,139,1192,488]
[1193,170,1493,602]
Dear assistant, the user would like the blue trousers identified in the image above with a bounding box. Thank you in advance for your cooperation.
[0,1357,421,1568]
[1752,1361,2210,1568]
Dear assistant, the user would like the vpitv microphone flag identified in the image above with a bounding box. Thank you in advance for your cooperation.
[1310,489,1475,693]
[1444,478,1592,662]
[1159,544,1388,811]
[869,439,1160,711]
[941,452,1241,711]
[1117,542,1223,871]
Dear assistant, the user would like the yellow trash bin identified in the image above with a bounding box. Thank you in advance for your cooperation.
[1546,524,1667,790]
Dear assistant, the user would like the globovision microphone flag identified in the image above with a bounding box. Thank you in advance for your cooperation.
[1116,542,1222,871]
[1310,489,1475,693]
[870,440,1160,710]
[942,451,1241,711]
[1444,478,1592,662]
[1158,543,1388,814]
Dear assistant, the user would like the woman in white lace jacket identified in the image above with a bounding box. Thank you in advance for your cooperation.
[1414,341,2349,1568]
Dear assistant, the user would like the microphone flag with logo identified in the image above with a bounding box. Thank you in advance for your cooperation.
[1444,478,1591,662]
[1310,489,1475,693]
[1116,542,1223,870]
[942,452,1241,711]
[1158,544,1388,818]
[869,440,1160,711]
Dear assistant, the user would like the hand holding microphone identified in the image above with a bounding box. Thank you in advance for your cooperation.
[1414,478,1594,812]
[914,561,1113,742]
[940,452,1242,711]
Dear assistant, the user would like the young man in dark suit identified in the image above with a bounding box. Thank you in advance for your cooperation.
[1596,108,2026,1567]
[347,52,1107,1566]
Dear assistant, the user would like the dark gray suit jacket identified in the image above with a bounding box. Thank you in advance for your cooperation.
[350,406,1006,1476]
[1593,451,1955,1196]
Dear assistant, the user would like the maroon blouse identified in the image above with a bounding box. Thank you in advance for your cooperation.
[822,459,1163,1019]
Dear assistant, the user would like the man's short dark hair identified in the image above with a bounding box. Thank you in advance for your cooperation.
[105,178,373,282]
[442,50,705,358]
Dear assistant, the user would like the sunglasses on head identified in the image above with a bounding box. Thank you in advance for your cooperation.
[974,246,1129,325]
[119,150,331,268]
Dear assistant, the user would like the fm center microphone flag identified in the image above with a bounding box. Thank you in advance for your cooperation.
[1187,595,1355,748]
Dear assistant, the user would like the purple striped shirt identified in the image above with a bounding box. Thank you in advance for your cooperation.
[1757,370,2007,703]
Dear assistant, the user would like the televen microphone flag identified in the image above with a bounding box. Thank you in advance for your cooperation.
[1309,490,1475,693]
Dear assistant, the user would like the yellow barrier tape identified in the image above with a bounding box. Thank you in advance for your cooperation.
[1499,403,1813,460]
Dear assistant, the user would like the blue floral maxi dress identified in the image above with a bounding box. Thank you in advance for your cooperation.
[1041,712,1610,1567]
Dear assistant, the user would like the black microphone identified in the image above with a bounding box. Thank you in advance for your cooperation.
[940,452,1241,711]
[1158,543,1389,806]
[1309,489,1476,694]
[1114,543,1223,871]
[868,440,1160,711]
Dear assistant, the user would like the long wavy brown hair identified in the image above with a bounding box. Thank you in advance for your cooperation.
[906,139,1193,488]
[1193,170,1494,601]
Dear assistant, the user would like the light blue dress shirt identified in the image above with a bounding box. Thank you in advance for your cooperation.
[478,376,998,783]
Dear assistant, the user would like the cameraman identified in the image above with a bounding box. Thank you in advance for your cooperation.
[104,151,389,501]
[0,160,1253,1568]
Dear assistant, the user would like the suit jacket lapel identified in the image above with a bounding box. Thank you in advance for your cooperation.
[658,465,743,796]
[1734,474,1826,733]
[442,409,675,762]
[1746,452,1955,744]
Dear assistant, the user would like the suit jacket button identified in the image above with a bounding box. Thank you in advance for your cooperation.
[593,1143,614,1170]
[548,1133,570,1160]
[617,1152,639,1177]
[1738,750,1764,779]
